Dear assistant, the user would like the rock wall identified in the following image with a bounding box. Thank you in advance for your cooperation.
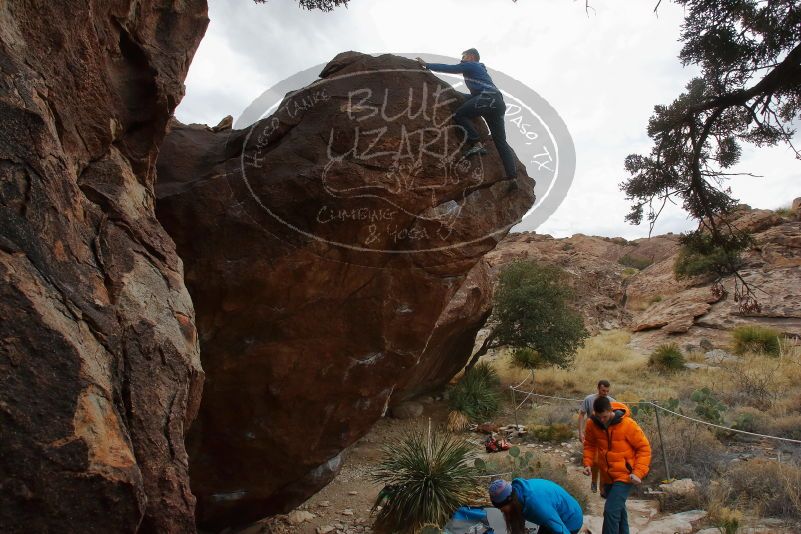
[477,204,801,353]
[478,231,679,333]
[0,1,208,532]
[626,206,801,350]
[155,51,535,529]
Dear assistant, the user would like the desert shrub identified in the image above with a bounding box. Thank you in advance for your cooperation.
[618,254,653,270]
[691,387,727,424]
[523,402,576,440]
[649,343,686,372]
[723,459,801,519]
[730,407,766,433]
[539,403,576,427]
[764,414,801,441]
[711,507,744,534]
[732,325,781,356]
[621,267,639,277]
[510,347,542,370]
[640,417,725,482]
[448,363,501,422]
[721,355,784,409]
[658,485,704,514]
[530,423,574,442]
[372,430,481,533]
[470,361,501,387]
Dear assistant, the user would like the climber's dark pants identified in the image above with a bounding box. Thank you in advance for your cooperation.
[602,481,632,534]
[453,90,517,178]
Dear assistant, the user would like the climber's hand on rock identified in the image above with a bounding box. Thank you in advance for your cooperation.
[415,57,426,67]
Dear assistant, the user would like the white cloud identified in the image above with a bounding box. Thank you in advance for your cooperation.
[176,0,800,238]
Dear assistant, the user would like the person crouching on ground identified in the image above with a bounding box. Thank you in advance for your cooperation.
[582,397,651,534]
[489,478,583,534]
[415,48,518,179]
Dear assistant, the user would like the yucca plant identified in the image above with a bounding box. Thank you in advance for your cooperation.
[732,325,781,356]
[371,429,481,533]
[510,347,543,370]
[649,343,685,372]
[448,362,501,421]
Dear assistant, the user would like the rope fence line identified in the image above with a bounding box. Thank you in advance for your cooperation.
[650,403,801,445]
[511,371,534,390]
[507,386,801,445]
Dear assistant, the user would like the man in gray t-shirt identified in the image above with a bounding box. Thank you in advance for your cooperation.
[578,380,615,493]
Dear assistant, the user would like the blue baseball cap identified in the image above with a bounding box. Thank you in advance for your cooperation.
[488,479,513,506]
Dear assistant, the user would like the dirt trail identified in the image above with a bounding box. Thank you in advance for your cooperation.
[233,399,660,533]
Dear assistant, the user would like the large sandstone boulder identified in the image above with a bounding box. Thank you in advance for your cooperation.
[0,1,207,532]
[155,52,535,529]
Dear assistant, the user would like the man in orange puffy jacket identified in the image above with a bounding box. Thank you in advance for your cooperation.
[582,397,651,534]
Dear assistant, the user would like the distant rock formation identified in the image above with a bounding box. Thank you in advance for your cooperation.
[626,205,801,350]
[476,203,801,353]
[0,2,208,532]
[481,232,680,333]
[155,52,535,529]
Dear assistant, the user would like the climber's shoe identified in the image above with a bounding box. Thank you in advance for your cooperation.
[463,142,488,158]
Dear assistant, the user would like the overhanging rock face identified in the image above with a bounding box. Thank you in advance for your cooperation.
[0,1,208,532]
[155,51,535,529]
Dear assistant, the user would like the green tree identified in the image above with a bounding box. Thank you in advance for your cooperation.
[465,261,588,372]
[621,1,801,310]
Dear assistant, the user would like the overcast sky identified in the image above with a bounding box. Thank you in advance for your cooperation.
[176,0,800,240]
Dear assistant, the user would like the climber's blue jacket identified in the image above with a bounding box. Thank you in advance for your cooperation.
[512,478,583,534]
[424,61,499,95]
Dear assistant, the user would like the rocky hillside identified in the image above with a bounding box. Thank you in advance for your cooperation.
[483,231,680,333]
[626,204,801,350]
[0,1,208,532]
[481,202,801,351]
[155,52,535,529]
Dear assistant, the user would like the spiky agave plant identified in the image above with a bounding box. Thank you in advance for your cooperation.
[371,429,481,533]
[448,362,501,422]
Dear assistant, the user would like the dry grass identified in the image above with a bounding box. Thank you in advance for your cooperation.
[471,330,801,525]
[721,459,801,520]
[447,410,469,433]
[491,330,721,404]
[640,416,725,483]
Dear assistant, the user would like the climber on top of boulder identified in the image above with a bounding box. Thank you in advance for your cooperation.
[416,49,518,179]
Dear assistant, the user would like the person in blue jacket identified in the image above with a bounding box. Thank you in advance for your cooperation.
[489,478,583,534]
[415,48,518,179]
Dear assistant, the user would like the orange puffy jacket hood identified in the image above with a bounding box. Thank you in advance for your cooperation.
[582,401,651,483]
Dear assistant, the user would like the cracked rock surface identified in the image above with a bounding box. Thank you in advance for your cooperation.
[0,1,208,532]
